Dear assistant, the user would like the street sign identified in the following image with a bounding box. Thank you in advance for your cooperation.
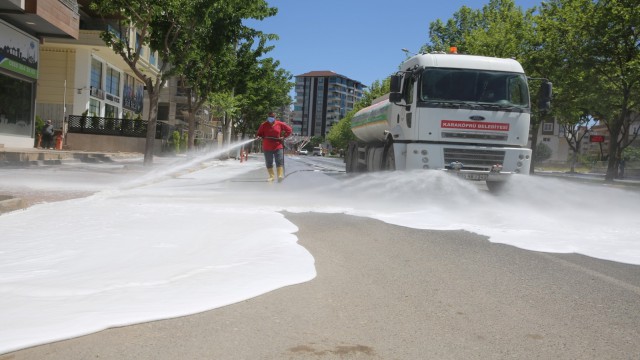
[590,135,605,143]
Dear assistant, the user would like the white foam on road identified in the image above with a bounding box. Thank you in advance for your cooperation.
[1,155,638,354]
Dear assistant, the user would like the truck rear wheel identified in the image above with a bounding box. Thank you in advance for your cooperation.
[346,142,359,173]
[383,143,396,170]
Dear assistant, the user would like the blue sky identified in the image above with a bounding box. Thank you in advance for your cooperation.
[252,0,542,89]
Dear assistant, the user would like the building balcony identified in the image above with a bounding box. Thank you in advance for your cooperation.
[0,0,80,39]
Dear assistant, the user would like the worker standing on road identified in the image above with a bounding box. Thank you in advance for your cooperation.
[256,112,292,182]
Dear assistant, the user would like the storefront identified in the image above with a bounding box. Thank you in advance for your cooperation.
[0,20,38,148]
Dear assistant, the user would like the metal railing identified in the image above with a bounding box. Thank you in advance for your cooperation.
[67,115,172,139]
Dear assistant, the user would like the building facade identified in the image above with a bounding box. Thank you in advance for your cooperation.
[293,71,364,137]
[37,4,160,126]
[0,0,79,148]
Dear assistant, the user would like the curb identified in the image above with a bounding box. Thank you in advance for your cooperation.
[0,195,26,214]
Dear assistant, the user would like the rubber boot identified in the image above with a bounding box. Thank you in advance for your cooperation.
[267,167,275,182]
[277,166,284,183]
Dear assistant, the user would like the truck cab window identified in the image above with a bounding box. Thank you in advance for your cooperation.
[420,68,530,108]
[403,75,414,104]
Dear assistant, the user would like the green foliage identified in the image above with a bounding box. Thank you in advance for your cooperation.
[35,115,44,135]
[235,57,293,137]
[534,142,553,163]
[309,136,324,147]
[90,0,280,163]
[171,131,181,153]
[180,132,188,151]
[623,147,640,162]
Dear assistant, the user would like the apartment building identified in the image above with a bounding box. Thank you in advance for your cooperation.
[293,71,364,137]
[0,0,79,148]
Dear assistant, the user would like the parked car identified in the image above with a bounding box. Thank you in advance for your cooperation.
[298,149,308,155]
[313,147,324,156]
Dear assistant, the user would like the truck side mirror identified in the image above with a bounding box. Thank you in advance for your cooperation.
[389,92,402,103]
[390,74,402,93]
[389,74,403,104]
[538,81,552,113]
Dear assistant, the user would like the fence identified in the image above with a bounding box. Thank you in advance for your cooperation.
[67,115,172,139]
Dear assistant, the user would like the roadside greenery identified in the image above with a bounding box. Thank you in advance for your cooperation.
[90,0,291,165]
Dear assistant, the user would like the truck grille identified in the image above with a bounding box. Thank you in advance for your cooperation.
[442,132,508,141]
[443,148,505,170]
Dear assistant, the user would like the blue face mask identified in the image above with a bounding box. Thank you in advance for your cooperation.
[267,117,275,123]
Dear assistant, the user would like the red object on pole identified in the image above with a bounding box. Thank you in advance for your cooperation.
[55,134,63,150]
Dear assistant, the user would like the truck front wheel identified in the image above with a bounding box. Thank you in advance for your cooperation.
[486,181,506,194]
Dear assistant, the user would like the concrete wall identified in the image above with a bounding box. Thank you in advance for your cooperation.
[0,135,35,148]
[66,133,158,154]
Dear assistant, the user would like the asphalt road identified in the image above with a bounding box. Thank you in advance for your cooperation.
[5,211,640,360]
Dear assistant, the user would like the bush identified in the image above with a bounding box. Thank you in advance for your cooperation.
[534,142,553,163]
[171,131,181,153]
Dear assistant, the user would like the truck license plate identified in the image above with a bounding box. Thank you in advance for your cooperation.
[460,173,488,181]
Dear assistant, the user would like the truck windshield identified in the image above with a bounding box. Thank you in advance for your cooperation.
[419,68,529,108]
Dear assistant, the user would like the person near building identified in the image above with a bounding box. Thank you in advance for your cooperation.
[256,112,292,182]
[618,157,626,179]
[41,120,55,149]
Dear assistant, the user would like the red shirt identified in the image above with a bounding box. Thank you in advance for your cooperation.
[256,120,292,151]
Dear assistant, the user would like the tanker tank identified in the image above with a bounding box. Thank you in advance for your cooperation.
[350,95,392,144]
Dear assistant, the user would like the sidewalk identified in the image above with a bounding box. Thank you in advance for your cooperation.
[534,169,640,187]
[0,146,142,166]
[0,147,145,214]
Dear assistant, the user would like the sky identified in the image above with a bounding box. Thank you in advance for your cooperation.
[251,0,543,88]
[1,146,640,354]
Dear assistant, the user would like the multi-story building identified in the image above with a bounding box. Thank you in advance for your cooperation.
[293,71,364,137]
[0,0,79,148]
[535,118,570,162]
[34,1,167,152]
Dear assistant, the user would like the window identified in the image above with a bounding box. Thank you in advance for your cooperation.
[89,98,101,116]
[0,72,34,136]
[136,33,144,56]
[420,68,530,107]
[404,74,415,104]
[91,58,103,90]
[543,122,554,132]
[158,103,169,120]
[105,104,118,118]
[106,67,120,96]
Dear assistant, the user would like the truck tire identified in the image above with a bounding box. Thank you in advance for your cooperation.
[346,142,357,173]
[347,142,367,173]
[486,181,506,194]
[383,142,396,170]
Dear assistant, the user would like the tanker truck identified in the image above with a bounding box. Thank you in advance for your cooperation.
[345,52,552,192]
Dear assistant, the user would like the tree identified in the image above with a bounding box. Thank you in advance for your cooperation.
[537,0,640,181]
[172,0,278,150]
[91,0,278,163]
[234,57,292,140]
[534,142,552,163]
[90,0,191,165]
[560,115,597,172]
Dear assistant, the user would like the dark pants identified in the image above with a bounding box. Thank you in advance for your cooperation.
[42,135,54,149]
[264,149,284,168]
